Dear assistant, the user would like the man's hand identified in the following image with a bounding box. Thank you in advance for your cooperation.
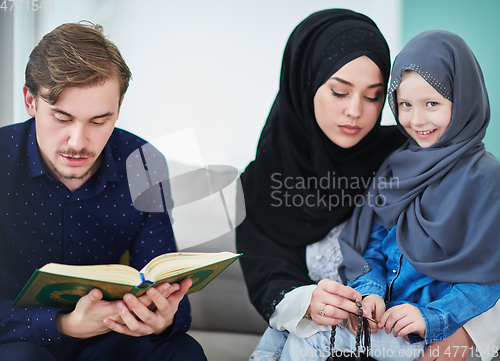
[103,278,192,336]
[55,279,186,339]
[348,295,385,335]
[55,288,122,339]
[379,303,426,339]
[135,282,181,311]
[418,327,473,361]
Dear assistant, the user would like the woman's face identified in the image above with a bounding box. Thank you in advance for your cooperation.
[313,56,384,148]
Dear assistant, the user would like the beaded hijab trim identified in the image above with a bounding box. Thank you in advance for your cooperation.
[315,28,390,85]
[388,64,453,114]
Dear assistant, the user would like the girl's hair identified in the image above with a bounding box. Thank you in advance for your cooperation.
[25,22,131,105]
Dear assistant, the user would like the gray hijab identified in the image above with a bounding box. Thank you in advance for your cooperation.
[338,30,500,284]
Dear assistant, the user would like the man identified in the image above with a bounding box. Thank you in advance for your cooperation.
[0,23,206,360]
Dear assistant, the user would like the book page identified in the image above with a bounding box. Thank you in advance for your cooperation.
[142,252,239,282]
[40,263,141,286]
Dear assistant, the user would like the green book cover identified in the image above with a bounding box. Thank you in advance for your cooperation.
[13,252,241,308]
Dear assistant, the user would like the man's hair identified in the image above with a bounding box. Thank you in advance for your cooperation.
[25,22,131,105]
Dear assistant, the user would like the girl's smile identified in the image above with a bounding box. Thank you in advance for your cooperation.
[396,70,453,148]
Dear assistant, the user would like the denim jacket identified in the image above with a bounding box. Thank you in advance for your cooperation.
[349,222,500,345]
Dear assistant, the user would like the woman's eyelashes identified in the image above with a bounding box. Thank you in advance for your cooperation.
[331,89,347,98]
[365,95,380,102]
[330,89,381,102]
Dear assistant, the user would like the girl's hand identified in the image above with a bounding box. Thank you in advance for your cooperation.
[348,294,385,335]
[309,279,362,326]
[379,303,426,339]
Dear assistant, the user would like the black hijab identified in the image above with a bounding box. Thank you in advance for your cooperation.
[339,30,500,284]
[236,9,406,321]
[241,9,404,248]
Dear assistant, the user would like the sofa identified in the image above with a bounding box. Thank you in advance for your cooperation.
[187,231,267,361]
[165,160,267,360]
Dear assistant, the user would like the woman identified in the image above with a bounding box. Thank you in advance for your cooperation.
[236,9,497,361]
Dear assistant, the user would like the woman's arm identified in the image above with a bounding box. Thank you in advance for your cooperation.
[269,285,329,338]
[236,213,313,322]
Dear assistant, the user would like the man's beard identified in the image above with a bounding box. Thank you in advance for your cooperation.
[50,161,95,180]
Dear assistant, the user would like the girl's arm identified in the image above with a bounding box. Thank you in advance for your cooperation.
[418,327,474,361]
[348,222,388,299]
[413,282,500,345]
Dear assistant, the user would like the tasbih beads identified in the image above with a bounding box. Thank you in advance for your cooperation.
[325,300,369,361]
[355,301,363,360]
[325,323,336,361]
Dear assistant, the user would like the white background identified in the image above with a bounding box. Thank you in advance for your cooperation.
[1,0,401,170]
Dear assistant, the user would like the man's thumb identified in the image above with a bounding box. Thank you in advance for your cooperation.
[87,288,103,303]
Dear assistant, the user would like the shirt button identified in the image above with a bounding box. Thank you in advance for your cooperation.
[392,269,397,274]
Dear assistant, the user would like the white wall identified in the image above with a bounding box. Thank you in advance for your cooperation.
[0,10,14,128]
[3,0,401,170]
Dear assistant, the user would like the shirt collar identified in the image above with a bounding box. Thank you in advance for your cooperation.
[26,119,47,178]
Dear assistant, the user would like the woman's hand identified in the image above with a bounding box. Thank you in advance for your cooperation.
[309,279,362,326]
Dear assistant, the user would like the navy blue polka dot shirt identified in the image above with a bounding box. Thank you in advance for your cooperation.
[0,119,191,345]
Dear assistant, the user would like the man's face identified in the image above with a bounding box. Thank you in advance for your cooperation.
[24,78,121,191]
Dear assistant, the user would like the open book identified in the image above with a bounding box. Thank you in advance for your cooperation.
[13,251,241,308]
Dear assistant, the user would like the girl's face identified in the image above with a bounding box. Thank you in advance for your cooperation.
[396,70,453,148]
[313,56,384,148]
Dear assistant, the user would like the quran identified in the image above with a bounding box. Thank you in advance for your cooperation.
[13,251,240,308]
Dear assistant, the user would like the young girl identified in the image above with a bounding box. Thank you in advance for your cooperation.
[252,30,500,361]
